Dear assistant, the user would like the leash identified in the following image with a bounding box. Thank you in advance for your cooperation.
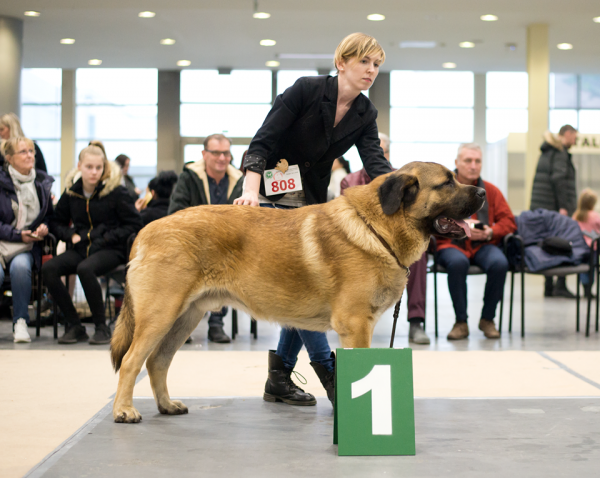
[355,213,410,348]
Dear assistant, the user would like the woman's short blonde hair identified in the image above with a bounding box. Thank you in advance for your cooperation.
[333,32,385,71]
[0,113,25,138]
[78,140,111,181]
[1,136,34,158]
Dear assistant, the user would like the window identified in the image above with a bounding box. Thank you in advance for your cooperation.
[549,73,600,133]
[486,72,529,143]
[20,68,62,195]
[390,71,474,170]
[76,69,158,192]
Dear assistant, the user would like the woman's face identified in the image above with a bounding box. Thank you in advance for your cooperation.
[78,153,105,188]
[7,141,35,175]
[0,124,10,140]
[338,55,381,91]
[121,158,130,175]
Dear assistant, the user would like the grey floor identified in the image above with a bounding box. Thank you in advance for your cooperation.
[25,397,600,478]
[2,273,599,351]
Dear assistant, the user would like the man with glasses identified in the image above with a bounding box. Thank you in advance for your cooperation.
[169,133,244,343]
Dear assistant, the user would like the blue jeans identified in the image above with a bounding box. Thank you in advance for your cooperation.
[260,202,334,373]
[437,245,508,323]
[0,252,34,324]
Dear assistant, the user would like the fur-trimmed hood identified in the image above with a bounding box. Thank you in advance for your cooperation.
[542,131,564,152]
[185,159,243,205]
[64,160,123,198]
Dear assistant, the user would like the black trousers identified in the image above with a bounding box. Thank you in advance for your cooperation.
[42,249,124,326]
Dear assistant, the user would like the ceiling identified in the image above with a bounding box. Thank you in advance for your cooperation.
[2,0,600,73]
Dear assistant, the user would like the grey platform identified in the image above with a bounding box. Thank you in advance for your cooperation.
[27,397,600,478]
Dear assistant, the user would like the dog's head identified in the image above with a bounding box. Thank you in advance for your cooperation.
[377,162,485,239]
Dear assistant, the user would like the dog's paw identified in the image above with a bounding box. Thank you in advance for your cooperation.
[158,399,189,415]
[113,406,142,423]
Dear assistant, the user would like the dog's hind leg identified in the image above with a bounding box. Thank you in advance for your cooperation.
[146,302,205,415]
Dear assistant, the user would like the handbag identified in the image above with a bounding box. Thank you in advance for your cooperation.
[538,237,573,256]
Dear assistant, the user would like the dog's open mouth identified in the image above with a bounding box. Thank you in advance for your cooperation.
[434,217,471,238]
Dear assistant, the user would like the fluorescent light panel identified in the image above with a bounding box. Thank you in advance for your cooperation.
[266,61,280,67]
[253,12,271,19]
[160,39,176,45]
[88,59,102,66]
[480,14,498,21]
[260,39,276,46]
[399,41,437,49]
[24,11,40,17]
[367,14,385,21]
[60,38,75,44]
[278,53,333,59]
[139,11,156,18]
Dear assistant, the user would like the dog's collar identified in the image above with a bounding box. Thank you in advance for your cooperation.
[356,213,410,277]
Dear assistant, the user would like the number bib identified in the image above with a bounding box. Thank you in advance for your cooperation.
[263,165,303,196]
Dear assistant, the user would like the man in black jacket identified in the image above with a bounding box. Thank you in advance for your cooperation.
[530,124,578,298]
[169,134,244,343]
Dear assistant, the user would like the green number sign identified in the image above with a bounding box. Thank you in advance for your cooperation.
[334,348,416,456]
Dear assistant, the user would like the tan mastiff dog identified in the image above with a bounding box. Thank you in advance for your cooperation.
[111,161,485,423]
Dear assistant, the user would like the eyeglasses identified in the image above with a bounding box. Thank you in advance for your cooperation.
[205,150,232,158]
[16,149,35,156]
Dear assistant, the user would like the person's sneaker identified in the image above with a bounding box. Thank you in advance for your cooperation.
[185,336,193,344]
[447,322,469,340]
[553,285,576,299]
[478,319,500,339]
[409,322,431,345]
[208,326,231,343]
[58,325,89,344]
[13,318,31,343]
[89,324,112,345]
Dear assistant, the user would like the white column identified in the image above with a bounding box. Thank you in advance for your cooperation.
[157,70,182,173]
[0,16,23,116]
[60,69,76,191]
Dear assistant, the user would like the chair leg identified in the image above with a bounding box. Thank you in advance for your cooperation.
[434,271,438,338]
[250,318,257,339]
[520,271,525,338]
[231,309,238,340]
[586,283,592,338]
[576,274,580,333]
[36,269,42,338]
[509,272,514,333]
[596,260,600,332]
[498,284,504,336]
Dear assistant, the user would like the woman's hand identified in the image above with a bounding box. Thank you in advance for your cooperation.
[71,233,81,244]
[135,197,146,212]
[233,191,259,206]
[233,170,261,207]
[21,230,41,243]
[34,224,49,238]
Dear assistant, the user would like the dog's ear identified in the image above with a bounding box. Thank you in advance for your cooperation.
[378,174,419,215]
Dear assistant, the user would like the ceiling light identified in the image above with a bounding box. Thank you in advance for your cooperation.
[88,59,102,66]
[253,12,271,19]
[399,41,437,49]
[266,61,280,67]
[594,17,600,23]
[24,11,41,17]
[60,38,75,45]
[160,38,176,45]
[138,11,156,18]
[557,43,573,50]
[480,14,498,22]
[367,14,385,21]
[177,60,191,67]
[260,39,276,46]
[442,62,457,69]
[459,41,475,48]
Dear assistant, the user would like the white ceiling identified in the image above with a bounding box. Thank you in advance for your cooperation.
[2,0,600,73]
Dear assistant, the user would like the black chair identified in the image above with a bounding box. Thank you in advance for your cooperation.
[231,310,257,340]
[429,235,505,338]
[503,234,598,337]
[104,233,137,325]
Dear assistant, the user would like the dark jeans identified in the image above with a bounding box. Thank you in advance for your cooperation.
[260,201,334,373]
[42,249,124,327]
[437,245,509,323]
[208,306,228,327]
[1,252,34,324]
[407,252,427,321]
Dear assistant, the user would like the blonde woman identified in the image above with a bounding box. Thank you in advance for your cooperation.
[0,137,54,342]
[42,141,142,345]
[0,113,48,172]
[235,33,391,406]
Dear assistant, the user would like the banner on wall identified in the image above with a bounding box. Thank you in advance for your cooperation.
[571,134,600,155]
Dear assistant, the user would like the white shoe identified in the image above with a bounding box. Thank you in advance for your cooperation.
[13,318,31,343]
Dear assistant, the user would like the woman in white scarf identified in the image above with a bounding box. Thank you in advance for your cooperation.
[0,137,50,343]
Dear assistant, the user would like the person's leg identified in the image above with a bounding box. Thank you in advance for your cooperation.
[9,252,33,323]
[437,247,470,339]
[406,252,430,344]
[275,327,305,370]
[544,276,554,297]
[207,306,231,343]
[42,250,84,326]
[294,329,336,404]
[472,245,508,338]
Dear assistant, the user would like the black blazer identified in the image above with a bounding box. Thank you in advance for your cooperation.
[244,75,392,205]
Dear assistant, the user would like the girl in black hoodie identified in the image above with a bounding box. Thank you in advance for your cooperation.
[43,141,142,345]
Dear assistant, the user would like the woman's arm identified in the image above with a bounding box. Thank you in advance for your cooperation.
[233,171,261,206]
[355,120,394,180]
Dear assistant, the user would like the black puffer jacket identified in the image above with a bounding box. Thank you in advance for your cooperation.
[50,163,142,258]
[530,131,577,216]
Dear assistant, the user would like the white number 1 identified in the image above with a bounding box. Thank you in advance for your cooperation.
[351,365,392,435]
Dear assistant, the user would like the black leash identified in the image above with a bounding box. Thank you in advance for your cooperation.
[389,296,402,348]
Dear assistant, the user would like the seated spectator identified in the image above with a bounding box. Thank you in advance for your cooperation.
[341,131,430,344]
[436,143,516,340]
[138,171,178,226]
[169,133,243,343]
[327,156,350,200]
[0,113,48,172]
[0,137,54,343]
[115,154,141,199]
[573,188,600,297]
[42,141,142,345]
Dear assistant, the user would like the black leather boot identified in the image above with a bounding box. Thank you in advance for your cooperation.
[544,276,554,297]
[554,277,576,299]
[310,351,335,406]
[263,350,316,406]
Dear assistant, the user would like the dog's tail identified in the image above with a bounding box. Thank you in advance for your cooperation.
[110,284,135,373]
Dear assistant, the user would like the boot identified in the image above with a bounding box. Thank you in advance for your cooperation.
[447,322,469,340]
[89,323,112,345]
[478,319,500,339]
[544,277,554,297]
[263,350,316,406]
[310,352,335,405]
[553,277,576,299]
[583,284,596,299]
[208,326,231,343]
[409,320,431,345]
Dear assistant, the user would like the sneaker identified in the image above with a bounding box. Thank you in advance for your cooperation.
[13,318,31,343]
[208,326,231,343]
[409,322,431,345]
[58,325,89,344]
[89,324,112,345]
[447,322,469,340]
[478,319,500,339]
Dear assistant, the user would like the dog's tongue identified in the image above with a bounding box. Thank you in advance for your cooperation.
[455,219,471,238]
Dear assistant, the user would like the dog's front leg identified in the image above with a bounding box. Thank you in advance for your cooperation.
[331,312,375,348]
